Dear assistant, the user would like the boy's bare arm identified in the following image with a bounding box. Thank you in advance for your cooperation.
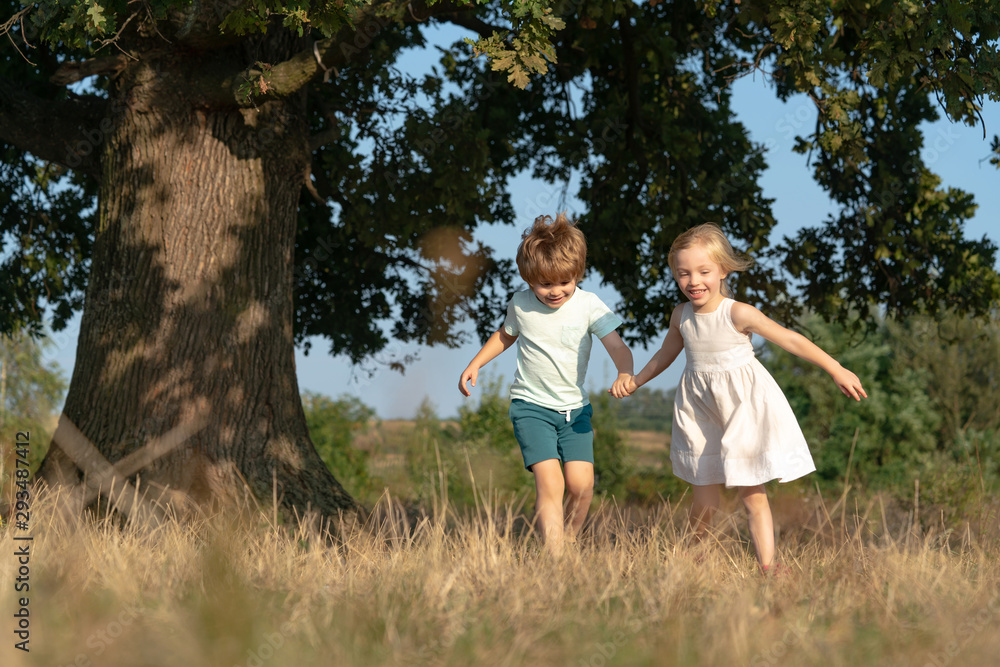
[600,331,634,398]
[459,329,517,396]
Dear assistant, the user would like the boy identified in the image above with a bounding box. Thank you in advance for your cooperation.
[458,213,634,554]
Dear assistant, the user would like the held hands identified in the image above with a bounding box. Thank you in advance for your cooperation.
[831,365,868,401]
[609,373,638,399]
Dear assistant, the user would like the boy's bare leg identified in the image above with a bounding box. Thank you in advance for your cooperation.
[562,460,594,542]
[689,483,722,543]
[738,485,775,568]
[563,461,594,541]
[531,458,566,555]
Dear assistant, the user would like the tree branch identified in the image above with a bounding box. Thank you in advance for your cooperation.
[196,0,480,107]
[0,83,107,177]
[49,54,130,86]
[436,11,505,38]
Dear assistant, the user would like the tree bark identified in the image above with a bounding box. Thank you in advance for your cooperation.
[36,31,361,523]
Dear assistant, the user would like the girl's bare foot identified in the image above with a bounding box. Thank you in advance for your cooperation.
[760,562,788,577]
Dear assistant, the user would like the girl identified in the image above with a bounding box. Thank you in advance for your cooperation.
[613,223,867,572]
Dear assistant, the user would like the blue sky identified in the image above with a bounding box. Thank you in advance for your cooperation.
[39,44,1000,421]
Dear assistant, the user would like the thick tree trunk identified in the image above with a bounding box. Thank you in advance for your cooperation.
[37,33,360,523]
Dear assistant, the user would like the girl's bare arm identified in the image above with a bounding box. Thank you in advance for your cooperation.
[629,304,686,393]
[731,302,867,400]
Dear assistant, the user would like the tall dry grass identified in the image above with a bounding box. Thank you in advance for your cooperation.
[2,482,1000,667]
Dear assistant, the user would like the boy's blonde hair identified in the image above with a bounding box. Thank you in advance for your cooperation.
[668,222,754,297]
[516,213,587,284]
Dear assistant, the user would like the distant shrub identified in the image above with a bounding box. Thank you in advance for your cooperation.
[408,394,531,512]
[301,392,374,500]
[456,375,517,453]
[0,331,66,475]
[760,309,1000,502]
[590,392,634,500]
[606,386,674,432]
[623,468,690,505]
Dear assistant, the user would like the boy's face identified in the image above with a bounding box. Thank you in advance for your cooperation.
[530,278,578,309]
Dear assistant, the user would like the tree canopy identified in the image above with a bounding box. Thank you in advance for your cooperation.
[3,0,999,355]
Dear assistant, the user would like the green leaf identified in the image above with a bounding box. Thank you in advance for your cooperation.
[85,1,106,33]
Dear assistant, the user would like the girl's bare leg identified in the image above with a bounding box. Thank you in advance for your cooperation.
[690,484,722,543]
[738,485,775,568]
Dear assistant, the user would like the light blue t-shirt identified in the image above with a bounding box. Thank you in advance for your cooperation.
[502,287,623,410]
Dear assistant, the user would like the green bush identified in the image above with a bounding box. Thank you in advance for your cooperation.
[623,467,690,505]
[410,377,640,510]
[887,312,1000,441]
[606,386,674,432]
[760,309,1000,503]
[590,391,634,500]
[406,396,531,512]
[301,392,375,500]
[0,331,66,477]
[455,374,517,453]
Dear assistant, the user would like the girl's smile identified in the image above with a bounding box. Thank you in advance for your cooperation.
[673,245,727,312]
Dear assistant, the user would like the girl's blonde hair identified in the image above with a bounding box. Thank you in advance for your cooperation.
[516,212,587,284]
[668,222,754,297]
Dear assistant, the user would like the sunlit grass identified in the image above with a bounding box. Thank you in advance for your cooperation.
[2,481,1000,667]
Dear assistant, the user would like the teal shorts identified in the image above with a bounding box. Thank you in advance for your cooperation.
[509,399,594,470]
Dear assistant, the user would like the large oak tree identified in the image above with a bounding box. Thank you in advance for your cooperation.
[2,0,998,521]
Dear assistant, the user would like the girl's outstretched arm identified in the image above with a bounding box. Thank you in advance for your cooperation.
[627,304,686,395]
[730,302,868,401]
[459,329,517,396]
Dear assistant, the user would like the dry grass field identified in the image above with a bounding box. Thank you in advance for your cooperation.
[3,473,1000,667]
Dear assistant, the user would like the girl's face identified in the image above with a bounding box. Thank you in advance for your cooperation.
[673,243,727,312]
[530,278,578,308]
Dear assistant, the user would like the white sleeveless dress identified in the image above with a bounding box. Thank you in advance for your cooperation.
[671,298,816,487]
